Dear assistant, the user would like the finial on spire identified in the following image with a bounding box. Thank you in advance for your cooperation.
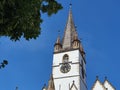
[69,2,72,9]
[42,84,47,90]
[75,25,77,31]
[15,87,18,90]
[96,76,99,80]
[105,76,107,80]
[69,3,72,6]
[58,30,60,36]
[44,84,46,87]
[75,25,77,29]
[73,80,75,83]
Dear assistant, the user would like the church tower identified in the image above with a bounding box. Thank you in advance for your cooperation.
[52,5,87,90]
[42,4,116,90]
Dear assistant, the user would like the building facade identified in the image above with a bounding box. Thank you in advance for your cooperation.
[42,5,115,90]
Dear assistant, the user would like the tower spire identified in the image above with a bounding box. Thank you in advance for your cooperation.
[52,4,87,90]
[62,4,76,49]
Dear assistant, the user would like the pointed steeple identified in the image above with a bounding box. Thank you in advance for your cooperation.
[47,75,55,90]
[55,35,61,44]
[54,32,62,52]
[73,30,78,40]
[53,4,86,57]
[72,27,81,49]
[62,4,77,49]
[42,84,47,90]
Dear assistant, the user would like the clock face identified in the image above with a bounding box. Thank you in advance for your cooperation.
[60,63,71,73]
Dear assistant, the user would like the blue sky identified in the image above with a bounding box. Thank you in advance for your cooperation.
[0,0,120,90]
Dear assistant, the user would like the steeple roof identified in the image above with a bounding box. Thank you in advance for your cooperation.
[47,75,55,90]
[73,29,79,41]
[55,35,61,45]
[62,5,77,49]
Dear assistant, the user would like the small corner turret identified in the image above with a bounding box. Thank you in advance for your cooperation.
[42,75,55,90]
[54,35,62,52]
[72,29,80,49]
[47,75,55,90]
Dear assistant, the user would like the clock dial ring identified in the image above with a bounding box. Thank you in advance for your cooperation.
[60,63,71,73]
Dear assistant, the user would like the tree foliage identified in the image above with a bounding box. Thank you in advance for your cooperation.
[0,0,62,41]
[0,60,8,69]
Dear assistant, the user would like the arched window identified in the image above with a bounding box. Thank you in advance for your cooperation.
[63,54,69,63]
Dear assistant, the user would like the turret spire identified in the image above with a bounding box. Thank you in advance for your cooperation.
[62,4,76,49]
[54,30,62,52]
[47,75,55,90]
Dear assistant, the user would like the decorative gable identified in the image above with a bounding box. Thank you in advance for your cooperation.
[103,79,116,90]
[70,81,78,90]
[92,77,106,90]
[92,77,116,90]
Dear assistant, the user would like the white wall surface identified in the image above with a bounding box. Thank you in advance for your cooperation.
[52,49,87,90]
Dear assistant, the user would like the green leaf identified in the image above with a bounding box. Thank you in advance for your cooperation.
[0,0,62,41]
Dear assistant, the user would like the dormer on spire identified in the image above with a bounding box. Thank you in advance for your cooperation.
[62,4,77,49]
[54,34,62,52]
